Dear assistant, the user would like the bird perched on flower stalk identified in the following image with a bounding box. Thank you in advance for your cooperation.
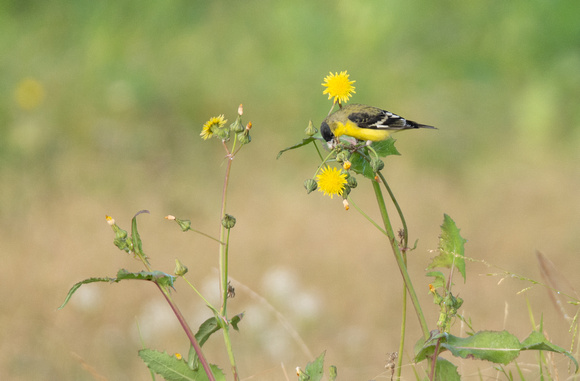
[320,103,435,145]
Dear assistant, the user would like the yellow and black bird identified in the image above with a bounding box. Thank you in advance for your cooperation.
[320,103,435,144]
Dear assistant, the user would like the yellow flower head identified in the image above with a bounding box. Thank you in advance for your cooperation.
[322,71,356,104]
[316,166,347,199]
[200,115,227,140]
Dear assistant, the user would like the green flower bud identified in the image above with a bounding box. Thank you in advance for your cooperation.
[371,158,384,172]
[336,151,350,163]
[237,130,251,144]
[174,258,189,276]
[305,120,317,136]
[341,184,351,198]
[221,214,236,229]
[347,175,358,189]
[216,126,231,141]
[304,178,318,194]
[230,115,245,133]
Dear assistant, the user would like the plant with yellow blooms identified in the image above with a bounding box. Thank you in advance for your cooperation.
[280,71,578,381]
[60,105,253,381]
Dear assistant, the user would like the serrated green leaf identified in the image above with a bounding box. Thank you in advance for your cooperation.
[116,269,176,288]
[303,351,326,381]
[130,210,150,265]
[277,137,318,159]
[426,271,447,289]
[521,331,579,372]
[58,277,115,309]
[434,358,460,381]
[350,152,375,179]
[428,214,467,282]
[443,331,521,364]
[416,331,521,365]
[139,349,225,381]
[370,137,400,157]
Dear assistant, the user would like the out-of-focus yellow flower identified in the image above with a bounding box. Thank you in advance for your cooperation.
[200,115,227,140]
[316,166,347,199]
[322,71,356,104]
[14,78,45,110]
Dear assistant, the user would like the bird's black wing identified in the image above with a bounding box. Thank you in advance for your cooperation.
[348,109,408,130]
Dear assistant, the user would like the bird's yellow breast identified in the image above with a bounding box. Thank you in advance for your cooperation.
[333,120,392,142]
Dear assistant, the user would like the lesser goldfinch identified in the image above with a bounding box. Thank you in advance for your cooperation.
[320,103,435,144]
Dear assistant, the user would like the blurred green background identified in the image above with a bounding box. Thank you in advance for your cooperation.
[2,0,580,379]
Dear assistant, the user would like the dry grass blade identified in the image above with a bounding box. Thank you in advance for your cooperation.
[536,251,579,323]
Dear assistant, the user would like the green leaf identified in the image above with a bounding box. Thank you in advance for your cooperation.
[434,358,460,381]
[370,137,400,158]
[58,277,115,309]
[425,271,447,289]
[116,269,176,288]
[428,214,467,282]
[131,210,150,265]
[521,331,579,372]
[416,331,521,365]
[350,152,375,179]
[230,312,244,331]
[139,349,225,381]
[277,136,318,159]
[195,317,221,348]
[300,351,325,381]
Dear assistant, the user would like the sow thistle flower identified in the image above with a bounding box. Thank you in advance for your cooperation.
[316,166,348,199]
[200,115,227,140]
[322,70,356,104]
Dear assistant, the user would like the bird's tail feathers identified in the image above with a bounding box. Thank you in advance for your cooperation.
[408,120,436,130]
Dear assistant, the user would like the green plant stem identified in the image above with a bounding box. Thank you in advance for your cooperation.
[376,171,410,379]
[218,140,240,381]
[371,180,429,339]
[156,284,215,381]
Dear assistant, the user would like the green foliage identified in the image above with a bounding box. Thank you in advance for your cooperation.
[350,138,400,179]
[58,269,176,310]
[427,214,466,282]
[433,358,460,381]
[138,349,225,381]
[415,330,578,373]
[297,351,336,381]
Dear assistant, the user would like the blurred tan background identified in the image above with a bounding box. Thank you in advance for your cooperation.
[2,1,580,380]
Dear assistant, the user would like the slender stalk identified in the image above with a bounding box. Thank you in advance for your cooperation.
[218,140,240,381]
[156,284,215,381]
[377,171,409,379]
[371,180,429,339]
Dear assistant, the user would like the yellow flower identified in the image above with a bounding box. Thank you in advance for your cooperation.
[316,166,347,199]
[200,115,227,140]
[322,71,356,104]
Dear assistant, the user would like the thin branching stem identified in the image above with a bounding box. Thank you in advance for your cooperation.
[157,284,216,381]
[371,179,429,339]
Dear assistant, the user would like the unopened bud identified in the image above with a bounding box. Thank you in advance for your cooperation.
[304,179,318,194]
[347,175,358,189]
[169,217,192,232]
[371,158,384,172]
[230,115,244,133]
[174,259,189,276]
[221,214,236,229]
[305,120,317,136]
